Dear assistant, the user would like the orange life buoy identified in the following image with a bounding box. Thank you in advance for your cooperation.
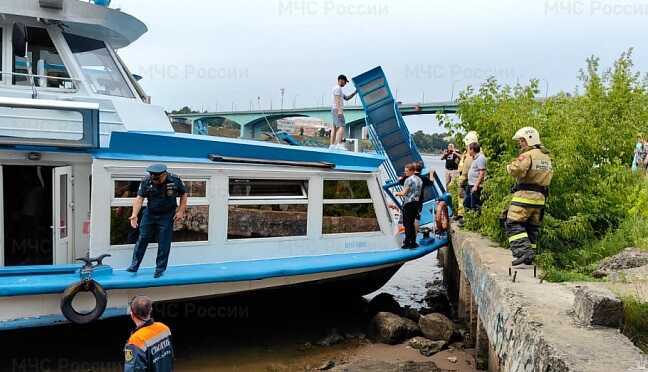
[435,201,449,233]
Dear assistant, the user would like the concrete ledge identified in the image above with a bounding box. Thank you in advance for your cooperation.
[449,225,644,372]
[573,286,624,327]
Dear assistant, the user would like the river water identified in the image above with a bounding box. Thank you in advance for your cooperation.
[0,156,451,372]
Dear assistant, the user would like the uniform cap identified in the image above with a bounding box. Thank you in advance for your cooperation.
[146,164,167,174]
[338,74,349,82]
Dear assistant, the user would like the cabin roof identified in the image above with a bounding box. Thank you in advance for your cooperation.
[0,0,147,49]
[95,131,385,172]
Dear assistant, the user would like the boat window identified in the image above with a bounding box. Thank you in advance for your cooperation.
[229,179,308,199]
[184,181,207,197]
[322,179,380,234]
[63,33,135,98]
[323,204,380,234]
[110,178,209,245]
[227,178,309,240]
[13,27,73,89]
[323,180,371,199]
[227,204,307,239]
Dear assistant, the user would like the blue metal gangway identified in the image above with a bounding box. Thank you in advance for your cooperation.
[352,66,449,225]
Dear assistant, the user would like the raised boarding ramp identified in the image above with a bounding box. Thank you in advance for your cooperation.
[352,67,448,225]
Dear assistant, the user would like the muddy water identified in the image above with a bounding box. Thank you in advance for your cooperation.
[0,156,455,372]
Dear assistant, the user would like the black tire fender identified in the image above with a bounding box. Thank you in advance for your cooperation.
[60,280,108,325]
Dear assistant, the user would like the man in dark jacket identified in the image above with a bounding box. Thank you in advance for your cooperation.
[124,296,174,372]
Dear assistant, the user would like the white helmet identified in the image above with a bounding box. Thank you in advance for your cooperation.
[463,131,479,146]
[513,127,541,147]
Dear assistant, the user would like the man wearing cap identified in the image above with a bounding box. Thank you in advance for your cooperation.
[124,296,174,371]
[127,164,187,278]
[330,74,357,149]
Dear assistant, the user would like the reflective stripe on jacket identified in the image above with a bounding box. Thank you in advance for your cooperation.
[124,321,173,372]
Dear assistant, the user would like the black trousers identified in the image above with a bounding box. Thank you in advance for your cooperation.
[403,202,419,246]
[130,210,174,273]
[463,185,482,211]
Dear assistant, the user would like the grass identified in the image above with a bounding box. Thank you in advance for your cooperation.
[535,216,648,283]
[623,297,648,353]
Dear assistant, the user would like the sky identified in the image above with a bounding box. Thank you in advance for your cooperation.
[112,0,648,133]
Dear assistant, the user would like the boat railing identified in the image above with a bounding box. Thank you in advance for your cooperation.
[0,71,81,93]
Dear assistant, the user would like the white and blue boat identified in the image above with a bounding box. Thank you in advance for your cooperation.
[0,0,449,330]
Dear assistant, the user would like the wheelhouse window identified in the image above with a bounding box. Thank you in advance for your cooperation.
[110,178,209,245]
[323,180,380,234]
[64,33,135,98]
[13,27,73,89]
[228,179,308,239]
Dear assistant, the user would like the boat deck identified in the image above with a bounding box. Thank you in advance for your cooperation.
[0,237,447,297]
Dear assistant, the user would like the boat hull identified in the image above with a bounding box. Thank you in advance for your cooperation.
[0,262,403,331]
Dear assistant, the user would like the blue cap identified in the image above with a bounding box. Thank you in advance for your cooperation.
[146,164,167,174]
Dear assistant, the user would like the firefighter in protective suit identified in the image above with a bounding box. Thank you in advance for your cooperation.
[505,127,553,266]
[455,131,479,221]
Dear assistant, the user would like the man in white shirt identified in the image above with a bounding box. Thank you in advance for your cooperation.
[331,74,357,149]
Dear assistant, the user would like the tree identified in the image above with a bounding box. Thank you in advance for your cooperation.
[411,131,452,153]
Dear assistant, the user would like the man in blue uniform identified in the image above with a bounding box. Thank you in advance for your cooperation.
[124,296,174,372]
[127,164,187,278]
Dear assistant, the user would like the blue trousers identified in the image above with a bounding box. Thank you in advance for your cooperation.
[129,210,174,273]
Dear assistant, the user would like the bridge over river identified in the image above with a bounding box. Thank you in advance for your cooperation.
[169,101,458,139]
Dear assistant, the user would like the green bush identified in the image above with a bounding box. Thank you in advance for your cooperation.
[623,297,648,353]
[439,50,648,280]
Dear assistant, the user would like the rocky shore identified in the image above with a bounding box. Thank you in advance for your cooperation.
[301,282,477,372]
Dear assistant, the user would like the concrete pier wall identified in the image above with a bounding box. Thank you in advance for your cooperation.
[441,225,644,372]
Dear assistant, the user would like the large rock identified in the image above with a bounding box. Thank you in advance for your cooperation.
[407,336,446,356]
[368,312,420,345]
[331,360,441,372]
[368,293,403,316]
[418,313,454,342]
[573,286,624,327]
[592,247,648,278]
[317,328,345,346]
[421,286,451,316]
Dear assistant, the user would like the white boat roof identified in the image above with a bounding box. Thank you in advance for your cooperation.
[0,0,147,49]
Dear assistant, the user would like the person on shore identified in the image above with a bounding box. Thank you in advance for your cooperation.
[441,143,460,189]
[632,134,647,172]
[505,127,553,266]
[330,74,357,149]
[455,131,479,222]
[124,296,174,372]
[395,163,423,249]
[464,142,486,212]
[127,164,187,278]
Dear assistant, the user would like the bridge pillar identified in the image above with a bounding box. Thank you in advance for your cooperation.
[241,123,253,138]
[192,119,208,135]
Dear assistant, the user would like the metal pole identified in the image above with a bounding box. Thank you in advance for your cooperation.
[450,80,460,102]
[280,88,285,111]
